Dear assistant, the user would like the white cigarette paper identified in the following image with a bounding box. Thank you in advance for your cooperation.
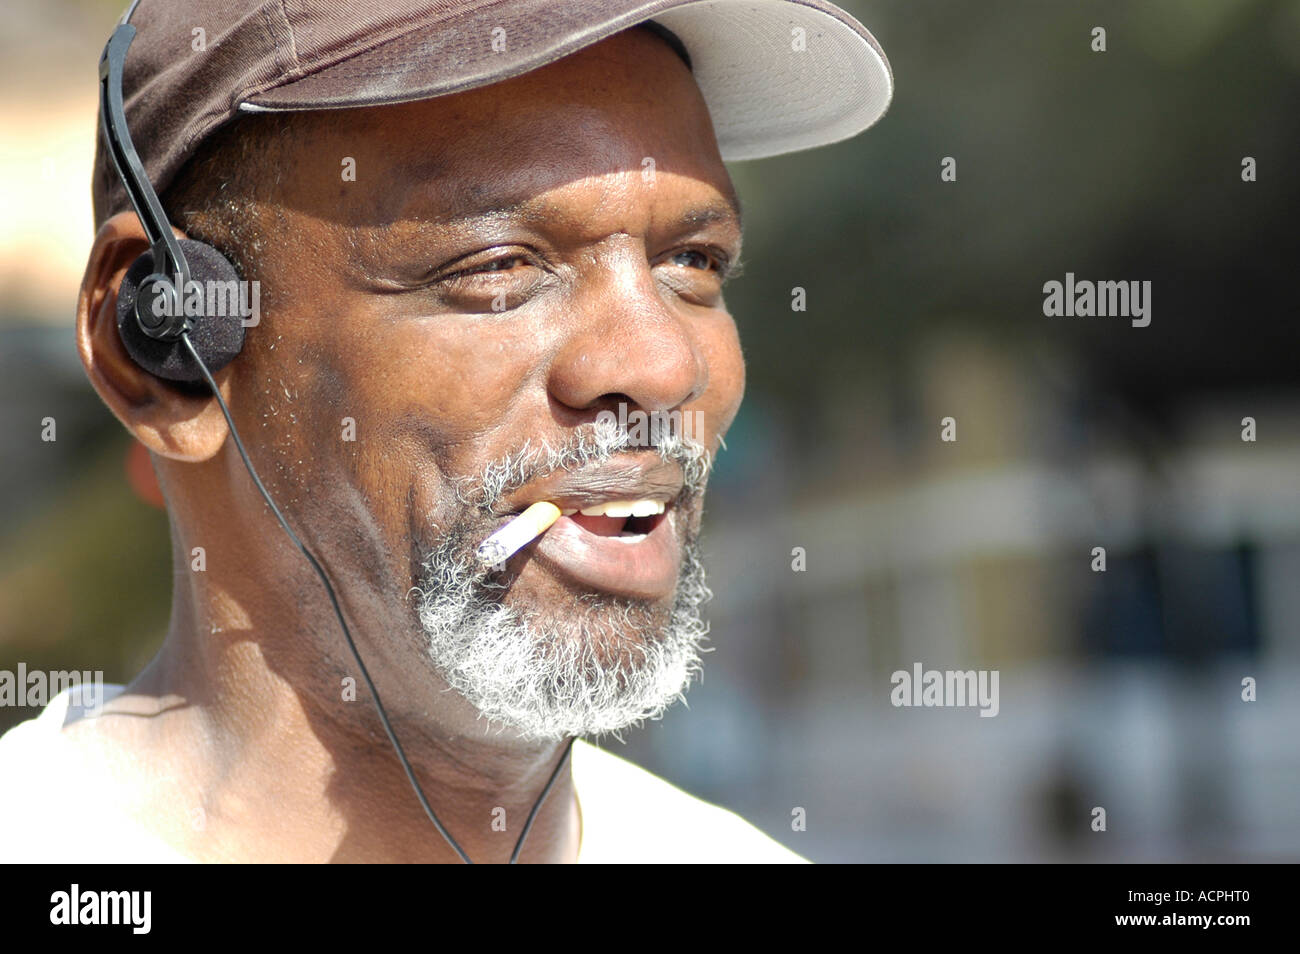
[475,501,562,567]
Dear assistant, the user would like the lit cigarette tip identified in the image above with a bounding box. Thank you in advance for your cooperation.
[475,501,562,568]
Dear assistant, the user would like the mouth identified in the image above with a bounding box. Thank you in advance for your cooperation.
[532,498,680,601]
[483,462,686,601]
[561,497,670,539]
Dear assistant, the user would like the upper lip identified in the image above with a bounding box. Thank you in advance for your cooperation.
[498,455,685,515]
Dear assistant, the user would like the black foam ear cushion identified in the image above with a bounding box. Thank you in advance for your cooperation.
[116,239,249,383]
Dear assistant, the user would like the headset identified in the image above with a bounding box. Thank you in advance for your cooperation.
[98,0,574,864]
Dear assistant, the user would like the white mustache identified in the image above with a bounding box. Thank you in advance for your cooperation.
[455,419,713,517]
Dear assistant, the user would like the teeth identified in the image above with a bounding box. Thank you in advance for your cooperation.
[577,498,666,518]
[581,501,632,518]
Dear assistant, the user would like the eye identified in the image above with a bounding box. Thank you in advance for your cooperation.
[667,248,728,274]
[428,250,551,313]
[442,253,531,281]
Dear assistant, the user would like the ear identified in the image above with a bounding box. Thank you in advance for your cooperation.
[76,212,233,463]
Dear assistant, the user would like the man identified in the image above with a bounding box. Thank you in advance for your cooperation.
[0,0,890,862]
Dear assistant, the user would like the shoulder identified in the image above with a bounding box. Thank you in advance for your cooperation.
[0,683,81,795]
[571,740,808,864]
[0,685,193,863]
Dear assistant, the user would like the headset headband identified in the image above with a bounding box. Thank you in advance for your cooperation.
[98,9,191,303]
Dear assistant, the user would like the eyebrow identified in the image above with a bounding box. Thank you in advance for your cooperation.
[719,181,746,234]
[678,191,745,235]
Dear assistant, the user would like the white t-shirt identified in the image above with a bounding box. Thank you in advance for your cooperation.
[0,685,806,863]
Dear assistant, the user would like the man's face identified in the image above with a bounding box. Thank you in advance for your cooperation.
[226,27,745,740]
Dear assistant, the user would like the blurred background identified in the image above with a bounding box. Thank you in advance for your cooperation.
[2,0,1298,862]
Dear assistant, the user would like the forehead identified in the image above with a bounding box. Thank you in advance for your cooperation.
[276,27,741,234]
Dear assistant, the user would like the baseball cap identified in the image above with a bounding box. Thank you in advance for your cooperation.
[93,0,893,225]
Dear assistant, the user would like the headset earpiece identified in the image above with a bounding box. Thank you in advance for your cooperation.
[116,239,248,383]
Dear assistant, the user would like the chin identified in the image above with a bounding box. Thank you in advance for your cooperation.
[414,535,711,741]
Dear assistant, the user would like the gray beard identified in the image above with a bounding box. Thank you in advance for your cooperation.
[412,422,713,742]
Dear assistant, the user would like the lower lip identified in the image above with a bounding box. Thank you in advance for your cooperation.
[530,510,681,600]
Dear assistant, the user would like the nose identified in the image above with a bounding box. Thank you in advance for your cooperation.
[547,250,708,419]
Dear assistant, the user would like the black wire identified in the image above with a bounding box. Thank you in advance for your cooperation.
[511,737,576,863]
[179,332,573,864]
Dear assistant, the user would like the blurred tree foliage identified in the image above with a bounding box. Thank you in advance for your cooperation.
[0,435,170,731]
[725,0,1299,452]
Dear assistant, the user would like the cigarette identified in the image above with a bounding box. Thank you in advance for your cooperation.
[476,501,562,568]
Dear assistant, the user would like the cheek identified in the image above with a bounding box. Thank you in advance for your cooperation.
[370,315,560,451]
[301,309,562,524]
[693,314,745,436]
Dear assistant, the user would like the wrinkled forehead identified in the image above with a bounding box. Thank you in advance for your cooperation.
[268,27,740,234]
